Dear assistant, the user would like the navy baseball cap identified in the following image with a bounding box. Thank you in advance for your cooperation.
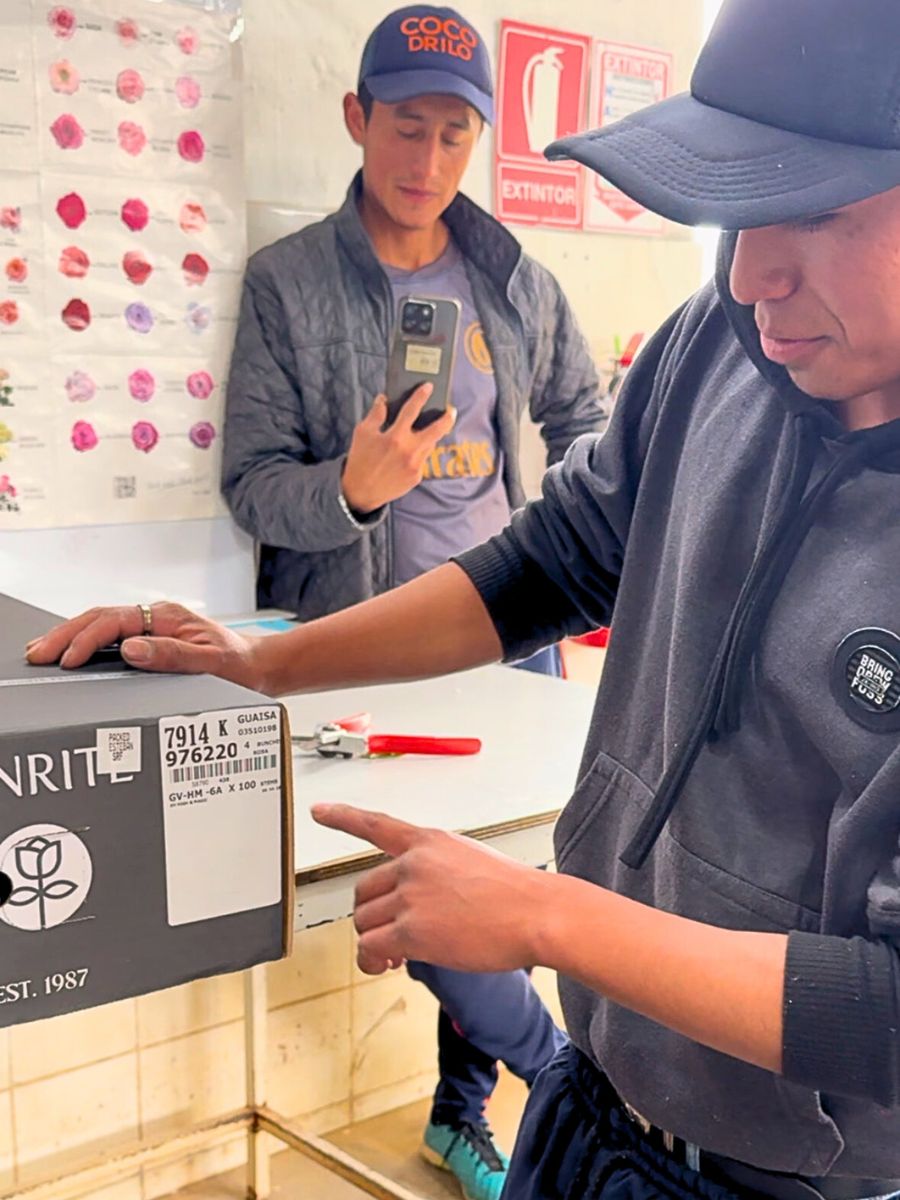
[546,0,900,230]
[358,6,494,125]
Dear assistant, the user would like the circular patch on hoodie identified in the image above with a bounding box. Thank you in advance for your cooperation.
[831,629,900,731]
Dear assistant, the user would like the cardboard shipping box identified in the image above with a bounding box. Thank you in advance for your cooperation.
[0,593,293,1028]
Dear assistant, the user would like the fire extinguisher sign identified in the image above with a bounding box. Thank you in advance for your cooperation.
[585,41,673,235]
[495,21,590,229]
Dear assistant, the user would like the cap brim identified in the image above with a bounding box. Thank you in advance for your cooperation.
[364,69,493,125]
[546,92,900,230]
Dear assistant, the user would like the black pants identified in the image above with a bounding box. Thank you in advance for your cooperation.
[502,1045,900,1200]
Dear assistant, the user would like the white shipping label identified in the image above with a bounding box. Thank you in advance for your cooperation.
[96,727,142,776]
[158,707,283,926]
[405,344,442,375]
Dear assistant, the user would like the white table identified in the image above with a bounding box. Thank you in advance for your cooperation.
[286,664,596,929]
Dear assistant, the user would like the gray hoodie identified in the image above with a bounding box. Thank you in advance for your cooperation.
[457,234,900,1178]
[222,175,604,618]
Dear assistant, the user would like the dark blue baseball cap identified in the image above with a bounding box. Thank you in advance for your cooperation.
[546,0,900,230]
[358,6,494,125]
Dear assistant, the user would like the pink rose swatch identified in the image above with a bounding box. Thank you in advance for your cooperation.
[122,250,152,285]
[48,7,76,39]
[71,420,98,452]
[118,121,147,156]
[176,26,199,54]
[177,130,205,163]
[116,18,139,44]
[116,68,145,104]
[62,298,90,331]
[5,258,27,284]
[0,302,19,327]
[0,475,17,497]
[59,245,89,278]
[182,253,209,286]
[175,76,201,109]
[125,302,153,333]
[56,193,86,229]
[128,368,155,401]
[186,370,214,399]
[189,421,216,450]
[49,59,80,94]
[65,370,95,403]
[51,113,84,150]
[121,197,149,231]
[179,202,206,234]
[132,420,158,453]
[0,207,21,232]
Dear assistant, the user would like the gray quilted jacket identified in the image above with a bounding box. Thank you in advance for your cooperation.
[222,173,605,618]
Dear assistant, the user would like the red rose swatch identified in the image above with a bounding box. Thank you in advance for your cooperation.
[62,298,90,331]
[116,18,139,44]
[0,301,19,326]
[71,420,98,452]
[48,7,76,39]
[51,113,85,150]
[177,130,205,163]
[59,245,89,278]
[56,192,86,229]
[121,198,149,231]
[122,250,152,285]
[132,420,158,453]
[5,258,27,284]
[182,253,209,286]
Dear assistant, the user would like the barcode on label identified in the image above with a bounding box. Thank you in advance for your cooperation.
[169,754,277,784]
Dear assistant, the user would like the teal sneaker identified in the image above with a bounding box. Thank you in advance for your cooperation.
[421,1119,510,1200]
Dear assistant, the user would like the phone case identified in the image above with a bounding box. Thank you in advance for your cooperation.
[384,295,461,430]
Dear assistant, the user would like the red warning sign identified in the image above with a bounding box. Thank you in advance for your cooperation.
[585,40,673,236]
[495,21,590,229]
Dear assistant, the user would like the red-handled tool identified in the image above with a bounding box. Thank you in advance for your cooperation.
[291,712,481,759]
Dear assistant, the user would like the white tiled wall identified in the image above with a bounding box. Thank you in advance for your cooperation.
[0,917,447,1197]
[0,912,574,1197]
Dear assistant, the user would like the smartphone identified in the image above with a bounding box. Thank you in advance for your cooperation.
[384,295,461,430]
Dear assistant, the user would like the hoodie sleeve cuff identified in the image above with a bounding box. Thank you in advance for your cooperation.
[453,530,584,662]
[782,931,900,1105]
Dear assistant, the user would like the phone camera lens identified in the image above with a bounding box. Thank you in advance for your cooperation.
[402,303,434,336]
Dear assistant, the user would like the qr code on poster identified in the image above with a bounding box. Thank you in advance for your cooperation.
[114,476,136,499]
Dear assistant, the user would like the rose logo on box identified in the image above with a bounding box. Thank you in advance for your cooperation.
[0,824,92,931]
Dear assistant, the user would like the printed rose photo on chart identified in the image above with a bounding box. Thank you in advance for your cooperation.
[48,7,76,39]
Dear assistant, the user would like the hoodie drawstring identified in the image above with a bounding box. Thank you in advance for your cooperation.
[620,414,885,871]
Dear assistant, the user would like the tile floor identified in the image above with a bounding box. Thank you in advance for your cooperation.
[167,1069,528,1200]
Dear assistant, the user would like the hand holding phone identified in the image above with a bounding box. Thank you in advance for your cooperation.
[384,295,461,430]
[341,384,456,515]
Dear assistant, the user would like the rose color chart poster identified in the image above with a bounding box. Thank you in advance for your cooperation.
[0,0,244,530]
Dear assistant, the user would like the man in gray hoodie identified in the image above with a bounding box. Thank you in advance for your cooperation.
[31,0,900,1197]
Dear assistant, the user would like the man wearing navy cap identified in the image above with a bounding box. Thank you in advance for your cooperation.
[220,7,603,1197]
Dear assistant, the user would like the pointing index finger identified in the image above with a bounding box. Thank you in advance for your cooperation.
[311,804,422,857]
